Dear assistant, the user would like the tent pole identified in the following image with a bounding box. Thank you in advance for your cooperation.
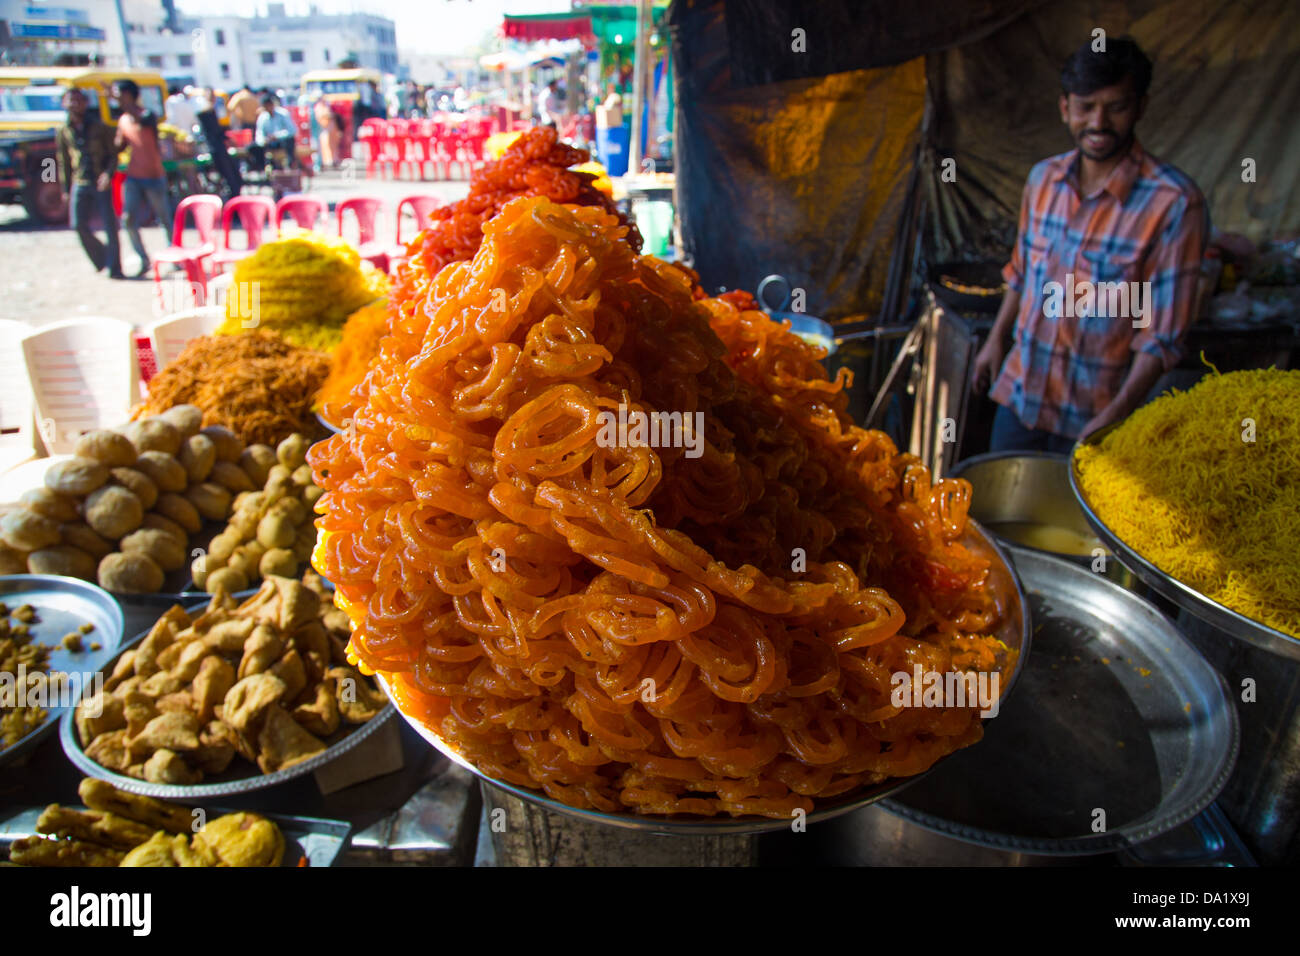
[628,0,651,174]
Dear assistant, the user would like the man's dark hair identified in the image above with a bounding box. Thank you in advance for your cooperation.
[1060,36,1152,99]
[260,94,276,108]
[116,78,140,99]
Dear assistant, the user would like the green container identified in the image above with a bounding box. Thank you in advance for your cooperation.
[634,200,673,256]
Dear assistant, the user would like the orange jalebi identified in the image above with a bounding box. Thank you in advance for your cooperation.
[309,195,1010,818]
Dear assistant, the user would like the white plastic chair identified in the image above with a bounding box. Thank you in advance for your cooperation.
[0,319,38,470]
[21,318,137,454]
[143,306,225,371]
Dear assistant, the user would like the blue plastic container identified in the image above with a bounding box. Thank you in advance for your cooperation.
[596,124,630,177]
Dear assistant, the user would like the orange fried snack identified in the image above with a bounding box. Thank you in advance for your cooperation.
[309,196,1009,818]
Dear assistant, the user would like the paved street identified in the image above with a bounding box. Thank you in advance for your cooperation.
[0,169,471,328]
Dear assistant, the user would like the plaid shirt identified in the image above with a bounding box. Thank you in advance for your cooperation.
[991,139,1208,438]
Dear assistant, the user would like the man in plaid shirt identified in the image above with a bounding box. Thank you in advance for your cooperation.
[971,37,1208,452]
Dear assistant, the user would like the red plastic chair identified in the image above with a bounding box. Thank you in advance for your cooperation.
[212,195,276,272]
[276,194,327,234]
[225,128,253,149]
[337,196,388,271]
[151,194,223,309]
[359,118,387,176]
[387,194,441,271]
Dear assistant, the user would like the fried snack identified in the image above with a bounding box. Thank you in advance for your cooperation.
[210,461,255,494]
[20,486,79,522]
[119,831,182,867]
[239,444,277,487]
[178,434,216,484]
[256,706,325,773]
[119,528,187,573]
[98,552,164,594]
[1,630,52,748]
[27,544,96,580]
[0,542,28,574]
[311,196,1009,818]
[79,777,193,833]
[36,805,156,850]
[110,467,159,511]
[201,425,244,463]
[154,492,200,534]
[59,522,113,560]
[144,747,203,784]
[84,729,132,770]
[44,457,108,496]
[134,451,187,493]
[159,403,204,438]
[193,812,284,867]
[1,508,60,551]
[140,513,186,542]
[10,835,123,867]
[185,482,232,522]
[83,485,143,540]
[124,418,182,456]
[75,430,138,467]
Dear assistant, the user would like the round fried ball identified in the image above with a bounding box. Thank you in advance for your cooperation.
[154,493,201,534]
[206,530,239,565]
[159,404,204,439]
[134,451,187,493]
[227,542,265,579]
[178,434,216,484]
[59,522,113,560]
[302,484,323,508]
[1,508,61,551]
[139,512,187,544]
[276,433,309,470]
[27,544,96,580]
[109,467,159,511]
[45,457,108,496]
[259,547,297,579]
[267,496,305,526]
[210,461,254,494]
[20,487,79,523]
[119,528,187,572]
[73,430,137,467]
[256,512,294,550]
[191,554,210,589]
[200,425,243,462]
[184,482,232,522]
[83,485,143,540]
[98,551,164,594]
[239,445,277,487]
[125,418,182,456]
[204,566,248,595]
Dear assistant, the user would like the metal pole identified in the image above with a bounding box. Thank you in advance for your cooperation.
[628,0,651,174]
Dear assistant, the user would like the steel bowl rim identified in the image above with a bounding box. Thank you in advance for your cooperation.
[376,520,1033,834]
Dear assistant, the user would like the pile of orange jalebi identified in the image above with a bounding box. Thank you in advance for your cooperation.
[318,125,640,427]
[309,196,1010,818]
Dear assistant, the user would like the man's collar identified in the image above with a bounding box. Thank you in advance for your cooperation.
[1054,138,1145,203]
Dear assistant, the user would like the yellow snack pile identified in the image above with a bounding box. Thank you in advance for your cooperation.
[217,232,389,351]
[1075,368,1300,638]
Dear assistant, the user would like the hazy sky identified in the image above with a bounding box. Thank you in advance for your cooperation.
[174,0,575,55]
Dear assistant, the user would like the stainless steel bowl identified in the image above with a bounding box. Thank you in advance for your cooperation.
[380,520,1032,835]
[950,451,1135,589]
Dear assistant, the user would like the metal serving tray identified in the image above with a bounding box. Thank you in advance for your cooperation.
[1069,423,1300,661]
[881,545,1239,855]
[0,575,125,768]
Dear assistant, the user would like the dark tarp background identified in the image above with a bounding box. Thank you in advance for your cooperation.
[668,0,1300,320]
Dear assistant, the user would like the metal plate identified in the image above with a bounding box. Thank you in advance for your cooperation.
[1070,424,1300,661]
[0,805,352,867]
[380,521,1032,835]
[59,609,395,799]
[881,545,1239,855]
[0,575,125,767]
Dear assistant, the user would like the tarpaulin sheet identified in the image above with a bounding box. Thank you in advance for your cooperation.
[924,0,1300,258]
[668,0,928,320]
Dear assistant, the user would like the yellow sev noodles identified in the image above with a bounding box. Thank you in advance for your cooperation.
[1075,368,1300,638]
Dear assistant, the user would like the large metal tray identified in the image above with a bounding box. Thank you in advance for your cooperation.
[881,545,1239,855]
[59,610,394,799]
[380,521,1032,835]
[0,804,352,867]
[1069,423,1300,661]
[0,575,125,768]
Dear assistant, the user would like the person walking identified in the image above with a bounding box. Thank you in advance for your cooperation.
[57,88,123,278]
[113,79,171,278]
